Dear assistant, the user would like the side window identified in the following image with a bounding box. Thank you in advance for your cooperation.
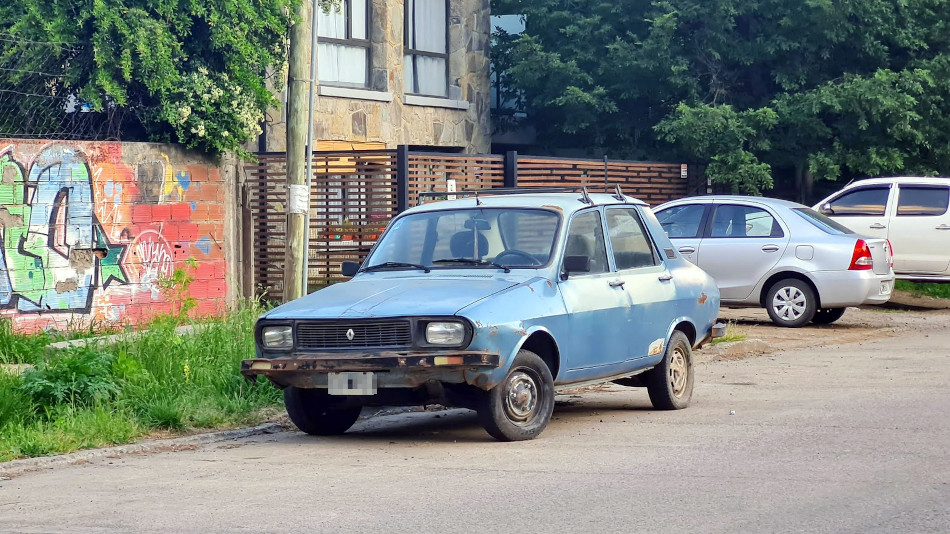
[824,187,889,216]
[896,186,950,216]
[710,205,783,238]
[654,204,706,238]
[605,208,658,270]
[563,210,608,275]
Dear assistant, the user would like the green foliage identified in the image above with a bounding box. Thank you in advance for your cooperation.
[0,0,312,156]
[0,320,52,365]
[493,0,950,198]
[156,258,198,321]
[19,350,119,408]
[895,281,950,300]
[0,303,280,461]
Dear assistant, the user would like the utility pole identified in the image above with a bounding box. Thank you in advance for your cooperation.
[283,0,313,302]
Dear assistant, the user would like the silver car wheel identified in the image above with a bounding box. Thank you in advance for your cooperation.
[669,346,689,398]
[772,286,808,321]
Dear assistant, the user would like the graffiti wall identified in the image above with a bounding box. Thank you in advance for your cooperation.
[0,139,228,332]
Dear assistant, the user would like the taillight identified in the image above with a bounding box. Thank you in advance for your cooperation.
[886,239,894,268]
[849,239,873,270]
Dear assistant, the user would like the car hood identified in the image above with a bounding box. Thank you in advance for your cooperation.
[262,275,522,319]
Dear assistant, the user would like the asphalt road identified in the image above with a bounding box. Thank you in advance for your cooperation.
[2,310,949,533]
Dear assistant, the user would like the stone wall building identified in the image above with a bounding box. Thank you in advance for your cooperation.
[262,0,491,154]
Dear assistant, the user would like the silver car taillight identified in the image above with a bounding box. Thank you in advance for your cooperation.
[849,240,873,270]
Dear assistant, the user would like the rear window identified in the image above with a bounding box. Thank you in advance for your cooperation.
[793,208,855,235]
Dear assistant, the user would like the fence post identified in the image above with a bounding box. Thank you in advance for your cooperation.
[504,151,518,188]
[396,145,410,212]
[603,155,609,192]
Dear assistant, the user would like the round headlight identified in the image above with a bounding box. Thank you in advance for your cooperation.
[425,322,465,346]
[261,326,294,349]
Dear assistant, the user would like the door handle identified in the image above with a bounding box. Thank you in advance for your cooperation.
[936,225,950,230]
[658,273,673,282]
[761,245,780,253]
[869,223,887,229]
[608,279,626,288]
[678,246,696,254]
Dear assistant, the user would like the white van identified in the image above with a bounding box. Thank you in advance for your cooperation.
[814,177,950,281]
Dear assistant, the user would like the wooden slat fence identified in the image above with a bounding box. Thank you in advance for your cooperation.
[407,152,505,205]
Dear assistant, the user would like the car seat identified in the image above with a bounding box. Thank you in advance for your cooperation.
[450,230,489,259]
[565,234,602,273]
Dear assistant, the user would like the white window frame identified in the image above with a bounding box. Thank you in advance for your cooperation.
[318,0,371,88]
[404,0,449,97]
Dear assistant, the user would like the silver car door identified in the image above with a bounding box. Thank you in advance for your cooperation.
[696,203,791,302]
[653,202,710,264]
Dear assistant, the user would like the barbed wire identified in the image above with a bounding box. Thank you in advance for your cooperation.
[0,32,131,141]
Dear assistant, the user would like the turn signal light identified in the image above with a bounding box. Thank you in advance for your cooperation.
[849,240,873,270]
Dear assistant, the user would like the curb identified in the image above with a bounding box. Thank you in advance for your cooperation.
[0,422,283,480]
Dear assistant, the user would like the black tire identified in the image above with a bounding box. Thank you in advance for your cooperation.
[765,278,817,327]
[476,349,555,441]
[644,331,694,410]
[283,387,362,436]
[812,307,846,325]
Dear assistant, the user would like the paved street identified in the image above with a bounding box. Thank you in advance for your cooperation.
[2,309,949,533]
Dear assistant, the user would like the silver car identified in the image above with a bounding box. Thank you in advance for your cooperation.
[653,196,895,327]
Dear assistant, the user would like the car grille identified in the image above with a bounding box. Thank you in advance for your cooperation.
[295,320,413,350]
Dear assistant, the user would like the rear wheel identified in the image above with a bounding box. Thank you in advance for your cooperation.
[644,331,694,410]
[765,278,817,327]
[283,387,362,435]
[812,307,846,325]
[476,349,555,441]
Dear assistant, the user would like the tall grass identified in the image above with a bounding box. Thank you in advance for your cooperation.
[0,304,280,462]
[895,281,950,300]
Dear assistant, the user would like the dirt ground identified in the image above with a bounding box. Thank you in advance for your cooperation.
[700,289,950,362]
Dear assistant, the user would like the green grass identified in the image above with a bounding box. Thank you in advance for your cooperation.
[895,281,950,300]
[711,322,749,345]
[0,304,281,462]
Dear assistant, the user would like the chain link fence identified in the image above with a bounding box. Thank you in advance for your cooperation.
[0,33,131,141]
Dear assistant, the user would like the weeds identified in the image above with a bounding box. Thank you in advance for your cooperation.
[0,302,279,462]
[711,322,749,345]
[895,281,950,300]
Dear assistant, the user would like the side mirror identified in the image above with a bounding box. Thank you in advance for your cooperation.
[820,203,834,215]
[563,255,591,277]
[341,261,360,277]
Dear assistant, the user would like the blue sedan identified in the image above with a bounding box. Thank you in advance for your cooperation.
[243,189,722,441]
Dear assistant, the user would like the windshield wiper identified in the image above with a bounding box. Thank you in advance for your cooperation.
[361,262,430,273]
[432,258,510,273]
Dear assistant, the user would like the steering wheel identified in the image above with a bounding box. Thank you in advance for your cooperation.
[494,249,542,266]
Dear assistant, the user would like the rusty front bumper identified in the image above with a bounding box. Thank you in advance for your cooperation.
[241,350,500,381]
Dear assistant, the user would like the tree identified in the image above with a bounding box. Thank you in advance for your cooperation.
[0,0,302,155]
[493,0,950,200]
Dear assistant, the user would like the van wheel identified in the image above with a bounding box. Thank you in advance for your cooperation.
[765,278,817,327]
[644,331,694,410]
[812,307,846,325]
[476,349,555,441]
[284,387,362,435]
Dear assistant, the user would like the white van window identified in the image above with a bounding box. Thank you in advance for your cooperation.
[896,186,950,216]
[825,187,889,216]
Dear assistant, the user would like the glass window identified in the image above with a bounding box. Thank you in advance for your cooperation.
[605,208,657,270]
[710,205,783,238]
[655,204,706,238]
[823,187,889,216]
[563,210,608,275]
[366,208,559,269]
[318,0,370,87]
[404,0,448,96]
[896,186,950,216]
[792,208,855,235]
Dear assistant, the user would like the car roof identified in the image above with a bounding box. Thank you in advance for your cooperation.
[657,195,807,210]
[402,191,648,216]
[838,176,950,188]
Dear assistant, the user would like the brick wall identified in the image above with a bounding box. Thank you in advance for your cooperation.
[0,139,229,332]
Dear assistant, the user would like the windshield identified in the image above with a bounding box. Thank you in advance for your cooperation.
[365,208,561,270]
[793,208,855,235]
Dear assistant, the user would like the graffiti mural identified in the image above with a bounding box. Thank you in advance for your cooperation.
[0,140,228,332]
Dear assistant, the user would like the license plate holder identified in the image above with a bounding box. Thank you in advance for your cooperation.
[328,372,377,395]
[880,281,892,296]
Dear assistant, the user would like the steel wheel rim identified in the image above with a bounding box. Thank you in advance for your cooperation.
[504,370,540,424]
[772,286,807,321]
[669,347,689,398]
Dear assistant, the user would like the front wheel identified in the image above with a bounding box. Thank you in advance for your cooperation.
[765,278,817,327]
[284,386,362,436]
[644,331,694,410]
[476,349,555,441]
[812,307,846,325]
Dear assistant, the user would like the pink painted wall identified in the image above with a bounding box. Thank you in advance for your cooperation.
[0,139,229,332]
